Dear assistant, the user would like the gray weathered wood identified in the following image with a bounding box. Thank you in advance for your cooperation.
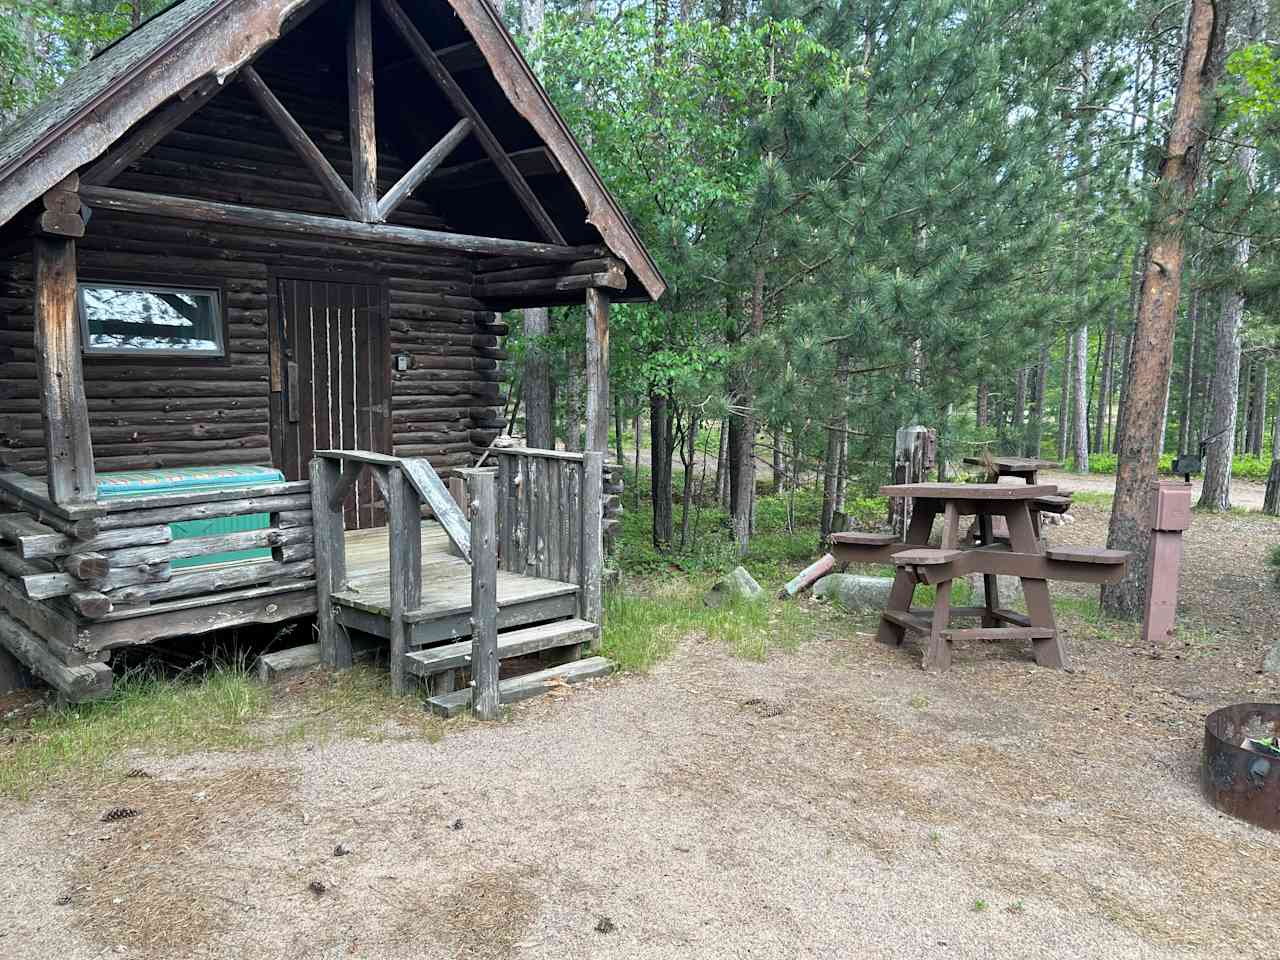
[34,235,96,505]
[240,65,364,222]
[310,457,349,669]
[386,467,422,695]
[257,642,321,682]
[347,0,378,221]
[94,481,311,516]
[15,521,172,560]
[95,494,312,530]
[377,118,473,221]
[404,617,596,678]
[399,457,471,563]
[69,590,113,619]
[378,0,566,245]
[23,561,171,601]
[62,552,109,580]
[0,608,111,701]
[81,185,600,261]
[0,490,99,538]
[464,468,499,719]
[108,559,314,604]
[584,288,610,456]
[0,567,79,651]
[579,452,603,636]
[425,655,614,718]
[102,526,305,567]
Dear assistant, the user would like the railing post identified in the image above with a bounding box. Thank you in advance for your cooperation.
[464,468,499,719]
[580,451,604,640]
[309,456,351,669]
[385,465,421,695]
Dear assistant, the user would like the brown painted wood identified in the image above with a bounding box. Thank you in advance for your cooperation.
[80,186,601,260]
[347,0,378,221]
[377,0,566,245]
[33,236,96,504]
[377,118,473,222]
[880,482,1058,499]
[240,66,364,222]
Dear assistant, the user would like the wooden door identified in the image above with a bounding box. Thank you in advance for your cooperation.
[275,277,388,528]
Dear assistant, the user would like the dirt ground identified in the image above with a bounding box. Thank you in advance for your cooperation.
[3,496,1280,959]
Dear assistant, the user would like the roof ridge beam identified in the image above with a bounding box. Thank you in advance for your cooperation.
[240,65,365,222]
[377,0,566,245]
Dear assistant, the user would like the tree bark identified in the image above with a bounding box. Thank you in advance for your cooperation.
[1012,367,1027,440]
[715,420,730,507]
[1094,320,1115,453]
[1073,326,1089,471]
[1023,345,1048,457]
[522,308,553,448]
[649,388,674,549]
[1057,328,1072,462]
[1105,0,1231,618]
[679,414,697,549]
[1238,358,1252,452]
[976,382,989,429]
[727,268,766,556]
[1178,286,1199,456]
[1248,362,1267,456]
[562,354,582,452]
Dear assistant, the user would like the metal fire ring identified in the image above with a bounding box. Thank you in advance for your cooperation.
[1202,702,1280,831]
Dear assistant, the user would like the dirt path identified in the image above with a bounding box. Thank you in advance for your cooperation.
[5,601,1280,959]
[1041,468,1270,512]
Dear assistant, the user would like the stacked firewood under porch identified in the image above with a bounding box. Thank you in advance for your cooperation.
[0,447,610,713]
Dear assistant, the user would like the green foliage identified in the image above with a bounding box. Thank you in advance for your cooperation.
[1086,452,1273,483]
[1225,43,1280,120]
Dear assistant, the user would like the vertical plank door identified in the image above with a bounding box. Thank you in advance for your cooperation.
[277,277,388,528]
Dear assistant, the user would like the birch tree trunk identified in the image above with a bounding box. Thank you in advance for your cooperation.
[1104,0,1231,617]
[1072,326,1089,471]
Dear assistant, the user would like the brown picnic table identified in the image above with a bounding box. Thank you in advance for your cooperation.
[830,483,1130,673]
[962,455,1061,485]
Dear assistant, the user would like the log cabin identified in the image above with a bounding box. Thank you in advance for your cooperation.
[0,0,663,713]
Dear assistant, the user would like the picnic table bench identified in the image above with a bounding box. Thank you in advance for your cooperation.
[831,483,1130,672]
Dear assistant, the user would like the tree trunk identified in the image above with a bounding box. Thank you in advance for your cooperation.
[1073,326,1089,471]
[715,420,730,507]
[649,389,674,549]
[1178,286,1199,456]
[1057,328,1072,462]
[679,414,697,549]
[1248,362,1267,456]
[1112,333,1133,453]
[562,357,582,452]
[771,429,784,493]
[976,382,989,429]
[633,412,642,509]
[1023,345,1048,457]
[1012,367,1027,440]
[1238,358,1252,452]
[1199,150,1254,512]
[1093,320,1115,453]
[613,396,624,468]
[821,417,841,540]
[522,308,553,449]
[1104,0,1231,618]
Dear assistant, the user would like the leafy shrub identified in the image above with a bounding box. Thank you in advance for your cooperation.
[1088,452,1270,481]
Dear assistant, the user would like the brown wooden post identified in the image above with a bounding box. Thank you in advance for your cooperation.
[348,0,378,221]
[580,451,604,637]
[386,465,421,695]
[309,457,351,669]
[584,288,610,454]
[33,211,96,505]
[464,468,499,719]
[1142,482,1192,646]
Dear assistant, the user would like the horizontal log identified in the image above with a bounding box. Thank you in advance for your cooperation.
[473,257,618,280]
[63,552,110,580]
[81,186,604,262]
[0,567,78,651]
[108,559,315,604]
[23,560,172,601]
[95,480,311,515]
[18,523,173,561]
[70,590,113,619]
[104,527,310,567]
[473,269,626,300]
[0,608,112,700]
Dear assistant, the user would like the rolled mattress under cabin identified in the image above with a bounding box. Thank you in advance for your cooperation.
[95,465,285,569]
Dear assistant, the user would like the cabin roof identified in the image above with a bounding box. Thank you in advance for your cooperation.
[0,0,665,301]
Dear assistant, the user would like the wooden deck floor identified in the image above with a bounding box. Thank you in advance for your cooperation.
[334,523,579,623]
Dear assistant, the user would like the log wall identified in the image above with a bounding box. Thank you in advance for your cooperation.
[0,60,504,480]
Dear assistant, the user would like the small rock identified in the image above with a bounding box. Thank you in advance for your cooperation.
[54,894,71,906]
[965,573,1022,604]
[333,843,352,857]
[1261,640,1280,674]
[813,574,893,611]
[449,818,464,831]
[704,566,764,607]
[308,880,327,895]
[595,916,616,934]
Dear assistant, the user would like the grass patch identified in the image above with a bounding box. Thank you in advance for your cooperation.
[1070,490,1114,508]
[0,660,449,800]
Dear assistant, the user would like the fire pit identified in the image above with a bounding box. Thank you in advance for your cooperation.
[1202,703,1280,831]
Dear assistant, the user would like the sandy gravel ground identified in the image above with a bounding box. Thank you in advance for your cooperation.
[5,603,1280,960]
[1040,467,1270,511]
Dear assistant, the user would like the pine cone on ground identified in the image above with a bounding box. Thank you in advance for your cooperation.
[100,806,140,822]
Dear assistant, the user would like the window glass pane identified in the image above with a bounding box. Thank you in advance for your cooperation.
[79,284,223,356]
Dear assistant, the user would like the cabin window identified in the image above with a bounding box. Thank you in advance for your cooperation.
[78,283,224,357]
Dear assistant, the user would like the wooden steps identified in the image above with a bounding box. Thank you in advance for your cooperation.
[425,656,616,717]
[404,618,598,679]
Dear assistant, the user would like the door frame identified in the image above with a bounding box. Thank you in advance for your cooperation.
[266,267,392,477]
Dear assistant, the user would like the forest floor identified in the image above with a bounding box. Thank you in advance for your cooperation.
[1041,466,1270,511]
[2,500,1279,959]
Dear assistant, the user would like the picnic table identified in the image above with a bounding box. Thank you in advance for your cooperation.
[830,483,1130,672]
[962,455,1060,485]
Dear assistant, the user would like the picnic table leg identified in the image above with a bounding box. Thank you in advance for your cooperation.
[876,505,935,646]
[1006,503,1070,670]
[977,511,1000,628]
[922,577,954,672]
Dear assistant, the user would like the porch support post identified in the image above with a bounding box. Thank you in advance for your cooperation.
[584,287,610,454]
[33,214,96,505]
[347,0,378,220]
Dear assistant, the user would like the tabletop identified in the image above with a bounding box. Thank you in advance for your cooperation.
[962,456,1061,471]
[880,482,1058,500]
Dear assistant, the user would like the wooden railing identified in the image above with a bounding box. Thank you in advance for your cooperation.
[489,447,603,626]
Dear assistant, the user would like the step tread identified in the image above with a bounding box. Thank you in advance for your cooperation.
[404,618,598,677]
[425,656,615,717]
